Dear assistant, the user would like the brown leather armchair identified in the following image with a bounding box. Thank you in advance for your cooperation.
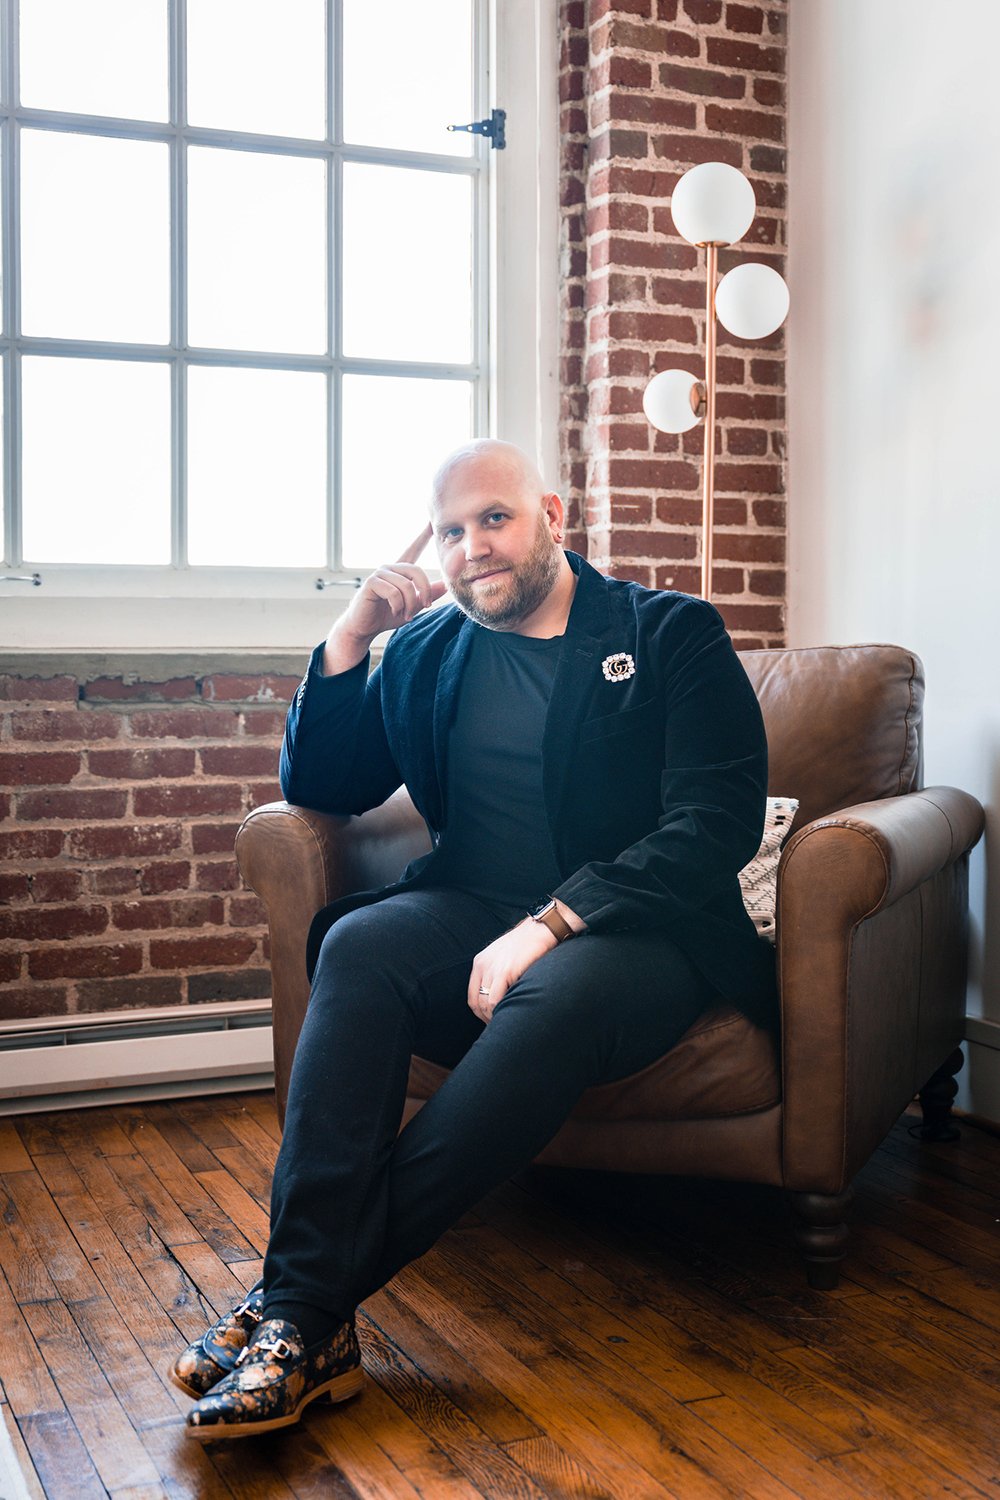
[236,644,984,1288]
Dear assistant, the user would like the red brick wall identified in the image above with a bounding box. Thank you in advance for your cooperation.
[0,669,292,1024]
[559,0,788,647]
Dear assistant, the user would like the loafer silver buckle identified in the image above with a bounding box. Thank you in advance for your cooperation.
[233,1297,261,1325]
[257,1336,294,1362]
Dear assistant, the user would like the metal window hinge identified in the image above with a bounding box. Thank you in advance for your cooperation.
[0,572,41,585]
[447,108,505,149]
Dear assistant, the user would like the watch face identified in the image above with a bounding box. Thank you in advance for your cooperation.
[531,899,556,919]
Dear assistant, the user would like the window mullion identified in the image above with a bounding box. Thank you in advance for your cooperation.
[170,0,187,570]
[331,0,342,573]
[3,0,22,566]
[475,0,491,441]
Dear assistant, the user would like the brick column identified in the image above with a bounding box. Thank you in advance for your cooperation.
[559,0,788,647]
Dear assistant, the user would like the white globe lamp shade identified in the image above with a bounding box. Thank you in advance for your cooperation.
[642,369,702,434]
[670,162,755,247]
[715,263,790,340]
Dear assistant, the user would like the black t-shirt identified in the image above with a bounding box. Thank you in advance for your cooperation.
[428,623,564,908]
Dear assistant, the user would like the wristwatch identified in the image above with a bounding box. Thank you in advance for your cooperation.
[529,898,575,943]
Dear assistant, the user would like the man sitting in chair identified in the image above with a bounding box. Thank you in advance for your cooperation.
[171,438,778,1440]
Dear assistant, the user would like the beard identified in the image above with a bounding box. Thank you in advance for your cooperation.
[450,515,563,629]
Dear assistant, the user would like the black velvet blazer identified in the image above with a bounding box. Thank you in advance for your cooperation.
[281,552,778,1028]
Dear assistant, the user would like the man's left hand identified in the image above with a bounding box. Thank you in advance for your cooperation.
[468,920,558,1022]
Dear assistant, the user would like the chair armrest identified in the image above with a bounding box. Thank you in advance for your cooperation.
[235,790,431,1111]
[237,790,431,915]
[780,785,984,920]
[777,785,984,1192]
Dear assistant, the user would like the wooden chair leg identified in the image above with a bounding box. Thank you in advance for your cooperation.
[918,1045,965,1142]
[789,1187,854,1289]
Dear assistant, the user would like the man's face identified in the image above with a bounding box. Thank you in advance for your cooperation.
[431,458,563,630]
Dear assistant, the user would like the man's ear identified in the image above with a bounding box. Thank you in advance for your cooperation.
[542,491,565,537]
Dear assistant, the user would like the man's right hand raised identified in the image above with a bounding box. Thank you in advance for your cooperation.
[321,525,448,676]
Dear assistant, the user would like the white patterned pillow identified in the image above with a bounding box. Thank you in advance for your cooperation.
[738,796,799,943]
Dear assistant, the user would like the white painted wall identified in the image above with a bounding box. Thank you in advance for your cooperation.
[788,2,1000,1118]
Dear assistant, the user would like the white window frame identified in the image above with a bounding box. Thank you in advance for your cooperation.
[0,0,559,651]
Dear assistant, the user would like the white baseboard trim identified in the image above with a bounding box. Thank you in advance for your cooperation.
[0,1069,276,1117]
[956,1016,1000,1127]
[964,1015,1000,1051]
[0,1001,275,1116]
[0,1406,39,1500]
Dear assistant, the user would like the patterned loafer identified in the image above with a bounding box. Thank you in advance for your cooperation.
[169,1284,265,1398]
[185,1317,364,1441]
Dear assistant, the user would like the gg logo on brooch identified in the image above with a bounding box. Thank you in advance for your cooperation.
[602,652,635,683]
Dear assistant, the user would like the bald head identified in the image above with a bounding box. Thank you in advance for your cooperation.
[430,440,546,513]
[427,438,570,632]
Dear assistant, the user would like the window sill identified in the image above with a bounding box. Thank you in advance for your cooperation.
[0,646,318,680]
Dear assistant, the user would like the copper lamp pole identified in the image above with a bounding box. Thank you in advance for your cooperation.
[700,243,719,603]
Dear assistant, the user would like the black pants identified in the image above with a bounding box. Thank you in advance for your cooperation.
[262,888,721,1324]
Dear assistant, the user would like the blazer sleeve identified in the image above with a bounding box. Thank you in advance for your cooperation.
[278,641,403,814]
[551,597,767,932]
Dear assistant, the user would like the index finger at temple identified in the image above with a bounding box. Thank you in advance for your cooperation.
[397,524,433,566]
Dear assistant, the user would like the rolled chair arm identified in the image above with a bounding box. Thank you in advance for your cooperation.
[780,785,984,922]
[237,790,430,912]
[777,785,984,1191]
[235,790,430,1111]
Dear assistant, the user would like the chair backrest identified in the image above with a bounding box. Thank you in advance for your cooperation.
[737,644,924,831]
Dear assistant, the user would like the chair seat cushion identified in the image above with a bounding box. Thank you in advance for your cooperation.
[407,1003,780,1123]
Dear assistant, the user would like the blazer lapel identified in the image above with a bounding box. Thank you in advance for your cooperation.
[429,615,476,831]
[542,555,619,842]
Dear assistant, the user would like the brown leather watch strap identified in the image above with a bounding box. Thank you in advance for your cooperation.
[530,900,575,943]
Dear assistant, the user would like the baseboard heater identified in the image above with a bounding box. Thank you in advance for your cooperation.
[0,999,274,1116]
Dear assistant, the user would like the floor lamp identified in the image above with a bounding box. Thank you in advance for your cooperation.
[642,162,789,602]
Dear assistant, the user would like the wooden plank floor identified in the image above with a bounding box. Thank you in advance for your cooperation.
[1,1092,998,1499]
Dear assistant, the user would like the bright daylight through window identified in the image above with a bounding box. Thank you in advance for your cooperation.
[1,0,486,583]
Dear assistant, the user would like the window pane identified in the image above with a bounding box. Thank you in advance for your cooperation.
[341,375,472,569]
[188,146,327,354]
[188,366,327,566]
[21,130,169,343]
[20,0,168,122]
[187,0,325,139]
[0,368,4,553]
[342,165,473,363]
[342,0,473,156]
[21,358,170,564]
